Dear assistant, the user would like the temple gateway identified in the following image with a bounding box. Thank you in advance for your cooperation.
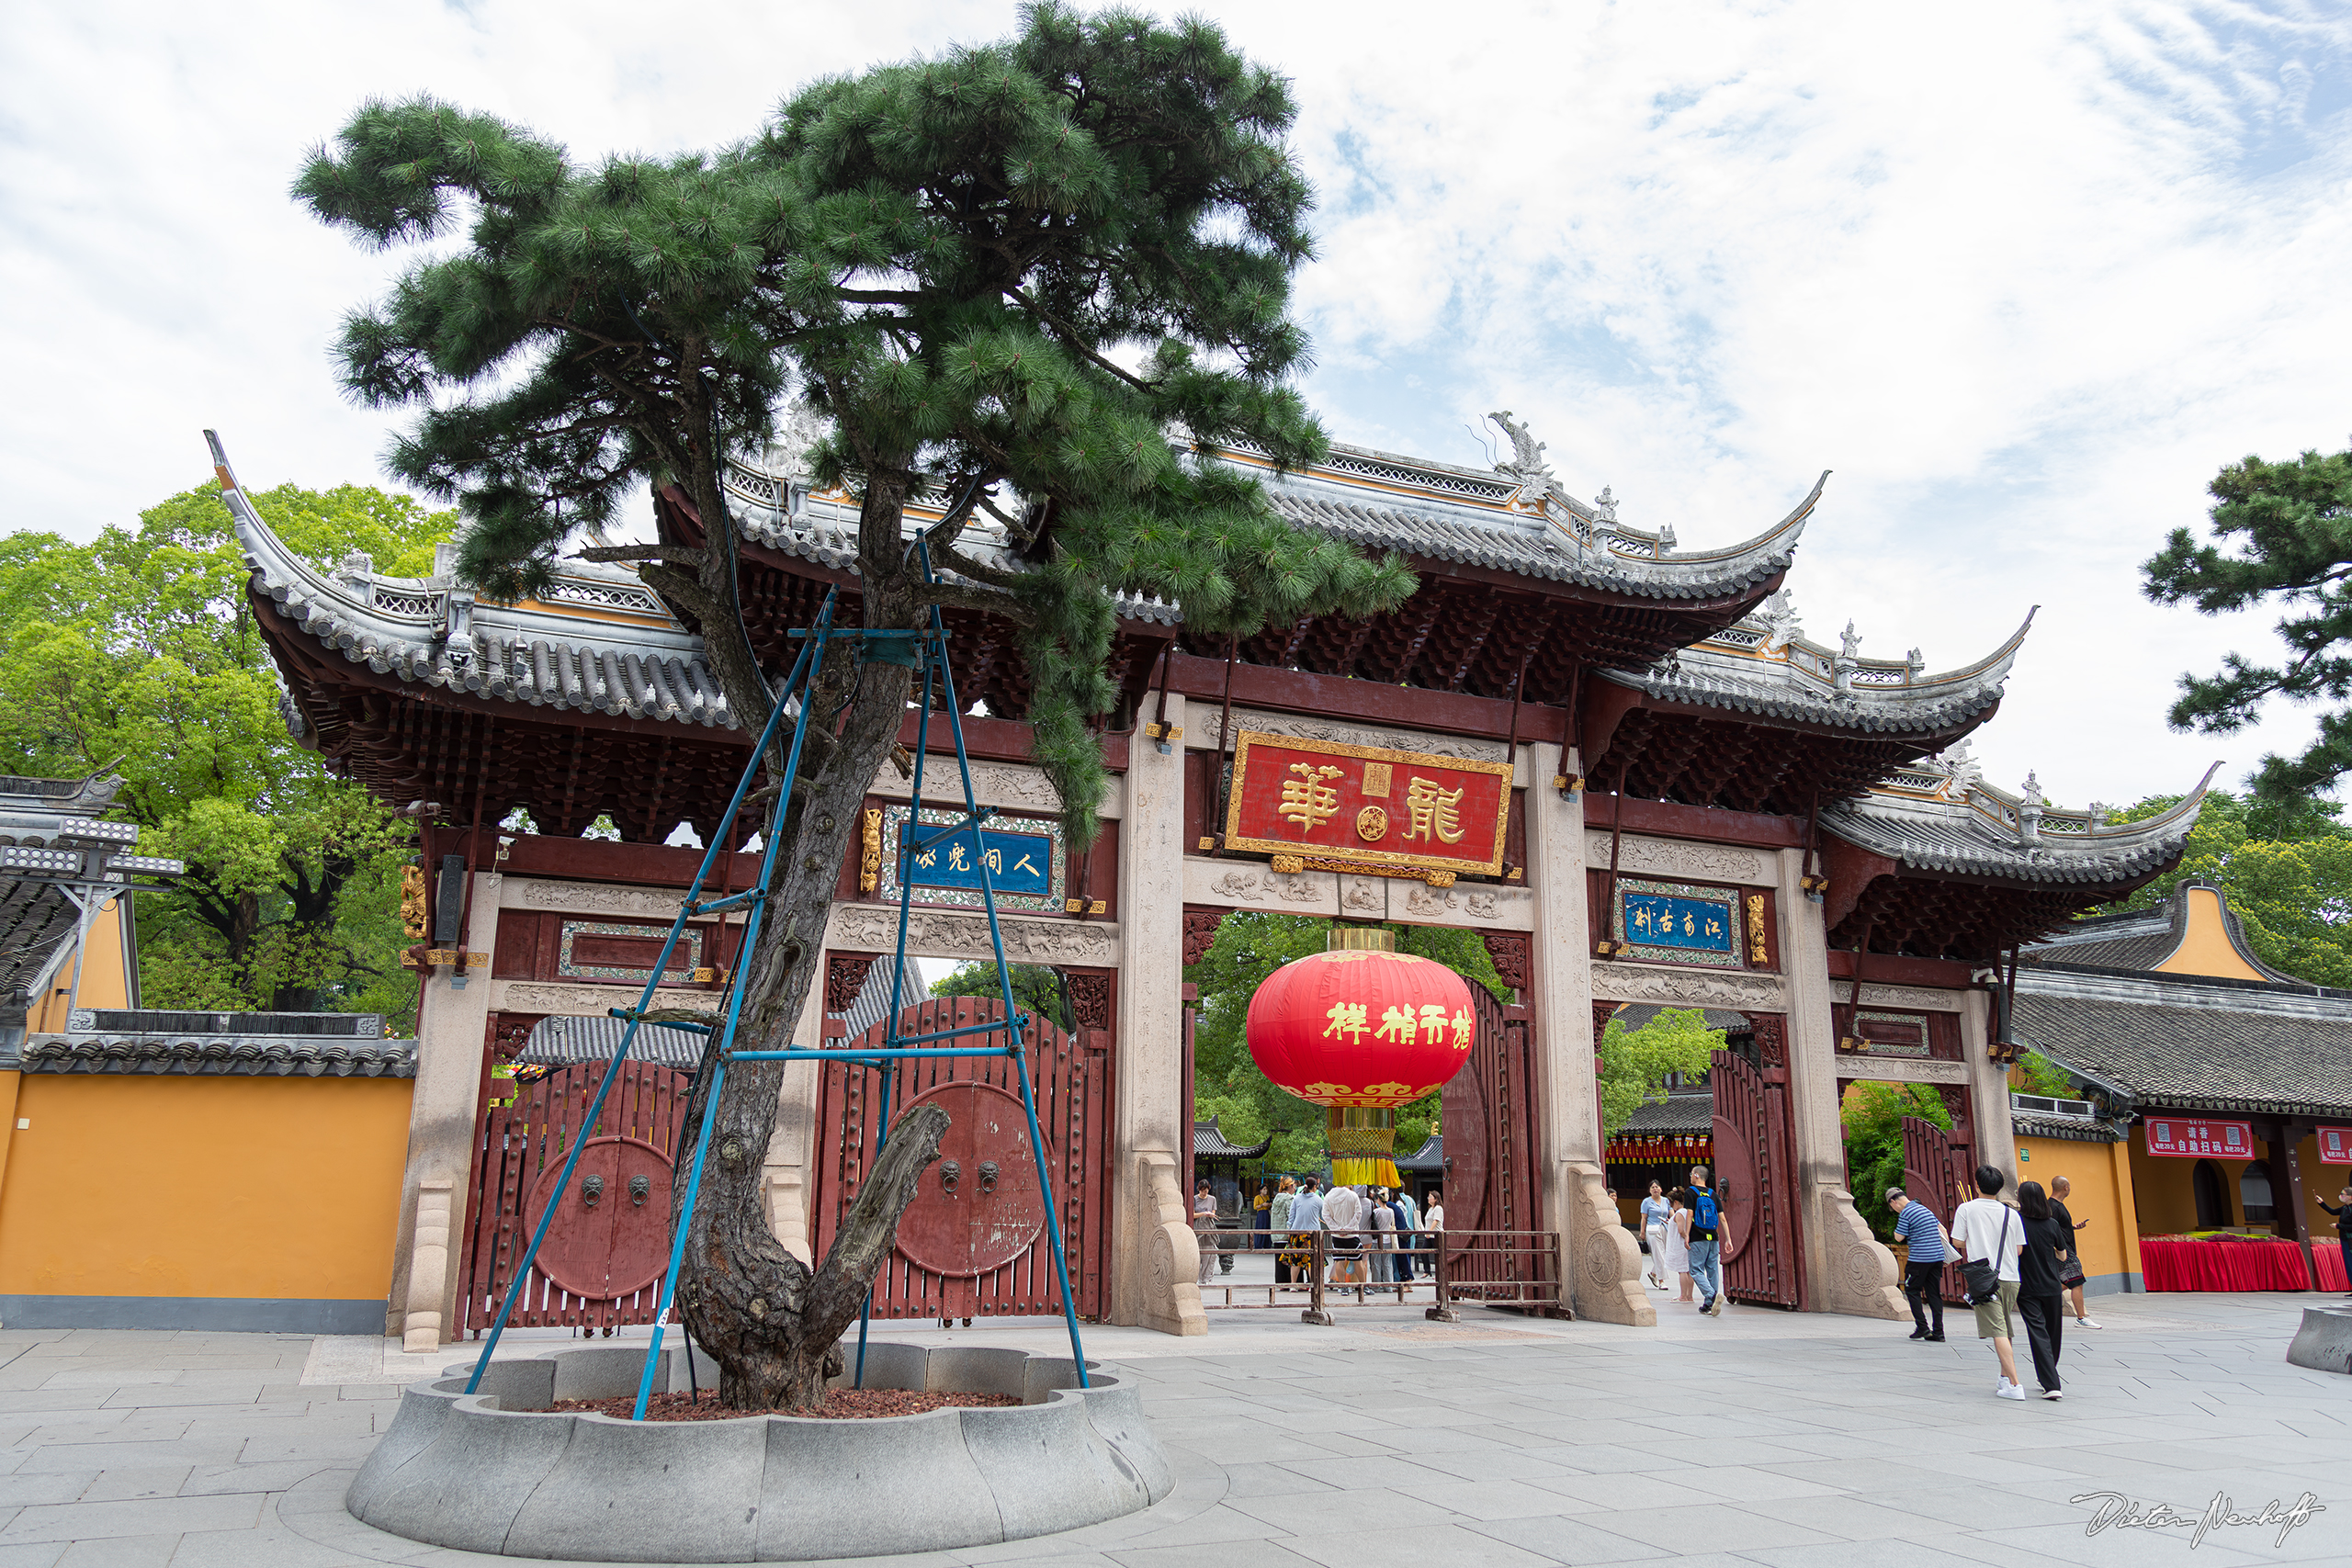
[215,415,2204,1341]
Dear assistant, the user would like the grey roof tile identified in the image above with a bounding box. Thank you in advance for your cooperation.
[1826,766,2216,886]
[1193,1118,1271,1158]
[19,1033,417,1077]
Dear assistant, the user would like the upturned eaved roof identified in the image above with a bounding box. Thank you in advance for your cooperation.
[1193,1117,1272,1159]
[2021,882,2301,982]
[211,433,741,733]
[719,434,1818,613]
[0,770,134,1006]
[1826,759,2217,886]
[1600,603,2035,736]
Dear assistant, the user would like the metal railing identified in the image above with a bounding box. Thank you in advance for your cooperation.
[1188,1226,1566,1323]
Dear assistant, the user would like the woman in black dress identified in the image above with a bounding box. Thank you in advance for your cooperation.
[2015,1180,2070,1400]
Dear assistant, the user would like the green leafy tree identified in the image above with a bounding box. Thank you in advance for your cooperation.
[297,6,1412,1406]
[928,961,1072,1032]
[2145,445,2352,799]
[1841,1081,1952,1242]
[1595,1008,1723,1140]
[2089,791,2352,986]
[0,483,447,1023]
[1184,913,1506,1174]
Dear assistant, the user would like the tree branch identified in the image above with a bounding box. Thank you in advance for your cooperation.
[576,544,709,568]
[1007,288,1156,393]
[920,576,1034,623]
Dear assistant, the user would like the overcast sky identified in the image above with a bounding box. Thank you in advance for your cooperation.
[6,0,2348,814]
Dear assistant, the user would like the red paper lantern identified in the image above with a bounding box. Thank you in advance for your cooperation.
[1246,949,1476,1110]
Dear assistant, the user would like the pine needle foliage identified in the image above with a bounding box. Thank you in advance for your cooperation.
[294,2,1414,846]
[2144,445,2352,800]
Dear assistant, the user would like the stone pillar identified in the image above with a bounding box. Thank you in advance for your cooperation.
[1961,988,2016,1179]
[390,869,501,1345]
[1525,745,1649,1325]
[762,976,828,1267]
[1113,694,1202,1334]
[401,1181,455,1352]
[1776,848,1902,1317]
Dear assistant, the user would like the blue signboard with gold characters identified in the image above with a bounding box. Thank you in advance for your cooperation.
[899,821,1054,897]
[1612,877,1742,969]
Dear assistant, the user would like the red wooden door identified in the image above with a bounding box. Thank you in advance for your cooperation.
[1440,984,1547,1304]
[1712,1037,1803,1307]
[454,1060,692,1336]
[1903,1107,1972,1301]
[812,996,1110,1319]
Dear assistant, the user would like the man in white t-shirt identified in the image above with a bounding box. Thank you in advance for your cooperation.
[1951,1163,2027,1401]
[1322,1182,1365,1283]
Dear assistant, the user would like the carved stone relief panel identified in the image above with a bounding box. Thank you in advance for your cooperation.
[1339,875,1386,920]
[1066,973,1114,1033]
[1589,962,1787,1011]
[1832,1056,1969,1086]
[1187,705,1507,762]
[489,980,717,1016]
[502,877,690,919]
[1751,1014,1788,1068]
[824,902,1119,967]
[1854,984,1967,1013]
[1584,832,1770,886]
[1184,857,1336,915]
[866,757,1121,818]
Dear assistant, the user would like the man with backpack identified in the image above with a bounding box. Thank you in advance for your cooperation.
[1686,1165,1725,1316]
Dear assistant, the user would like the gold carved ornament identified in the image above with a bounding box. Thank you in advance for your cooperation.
[1746,893,1768,964]
[399,863,429,939]
[858,807,881,894]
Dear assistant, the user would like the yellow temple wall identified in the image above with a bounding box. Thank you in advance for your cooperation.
[0,1072,412,1332]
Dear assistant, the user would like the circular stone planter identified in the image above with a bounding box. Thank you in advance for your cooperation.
[346,1341,1173,1562]
[2287,1304,2352,1375]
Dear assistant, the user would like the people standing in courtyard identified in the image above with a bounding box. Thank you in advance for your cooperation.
[1252,1183,1272,1250]
[1395,1186,1422,1279]
[2049,1176,2099,1329]
[1324,1179,1364,1284]
[1887,1187,1950,1341]
[1421,1190,1444,1278]
[1640,1180,1672,1289]
[1952,1164,2028,1401]
[1289,1178,1326,1284]
[1666,1187,1694,1302]
[1369,1186,1398,1281]
[2015,1180,2069,1400]
[1685,1166,1724,1315]
[2316,1185,2352,1296]
[1271,1177,1297,1283]
[1193,1179,1219,1287]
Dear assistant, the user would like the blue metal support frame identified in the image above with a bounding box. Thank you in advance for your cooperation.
[459,557,1091,1419]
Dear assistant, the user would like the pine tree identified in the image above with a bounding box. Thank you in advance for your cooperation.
[2144,444,2352,797]
[297,4,1411,1408]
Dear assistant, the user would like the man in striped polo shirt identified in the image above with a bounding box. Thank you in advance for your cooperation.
[1888,1187,1951,1342]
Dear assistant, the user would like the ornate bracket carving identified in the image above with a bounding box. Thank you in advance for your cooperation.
[1481,931,1531,991]
[1182,909,1227,966]
[1066,972,1113,1033]
[825,952,879,1013]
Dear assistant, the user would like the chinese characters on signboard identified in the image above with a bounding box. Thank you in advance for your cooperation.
[1610,877,1746,970]
[1223,732,1512,877]
[2143,1117,2255,1158]
[2320,1127,2352,1165]
[899,821,1054,897]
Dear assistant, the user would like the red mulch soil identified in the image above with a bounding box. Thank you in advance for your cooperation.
[551,1388,1022,1423]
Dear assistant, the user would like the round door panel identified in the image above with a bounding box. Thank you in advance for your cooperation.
[597,1137,676,1298]
[524,1135,673,1298]
[893,1081,1046,1278]
[1711,1110,1758,1266]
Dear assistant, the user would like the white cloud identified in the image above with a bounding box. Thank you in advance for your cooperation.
[4,0,2347,811]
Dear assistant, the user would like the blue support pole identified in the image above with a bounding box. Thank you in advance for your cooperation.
[920,571,1090,1385]
[462,613,821,1396]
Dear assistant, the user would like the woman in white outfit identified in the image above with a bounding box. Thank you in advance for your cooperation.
[1639,1180,1672,1289]
[1665,1188,1694,1303]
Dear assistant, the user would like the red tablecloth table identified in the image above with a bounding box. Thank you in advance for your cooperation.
[2141,1235,2348,1292]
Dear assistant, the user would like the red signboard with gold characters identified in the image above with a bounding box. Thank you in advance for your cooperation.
[1222,731,1511,880]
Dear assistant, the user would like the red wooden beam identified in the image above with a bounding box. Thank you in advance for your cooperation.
[1163,649,1569,745]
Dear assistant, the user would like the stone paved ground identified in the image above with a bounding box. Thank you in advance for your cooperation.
[2,1289,2346,1567]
